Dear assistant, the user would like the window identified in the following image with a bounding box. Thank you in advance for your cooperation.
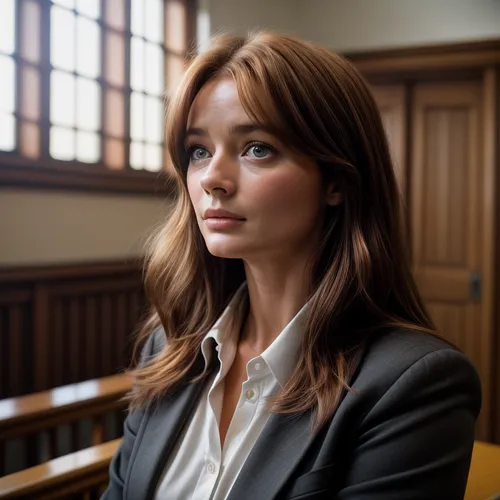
[0,0,16,152]
[50,0,101,163]
[0,0,195,193]
[129,0,164,171]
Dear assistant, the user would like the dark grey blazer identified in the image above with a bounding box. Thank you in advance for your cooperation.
[102,328,481,500]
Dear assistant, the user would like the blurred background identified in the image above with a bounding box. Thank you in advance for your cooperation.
[0,0,499,497]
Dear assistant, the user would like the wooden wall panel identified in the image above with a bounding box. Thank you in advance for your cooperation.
[360,39,500,443]
[0,262,146,399]
[484,67,500,445]
[410,81,493,440]
[371,85,407,196]
[0,291,33,398]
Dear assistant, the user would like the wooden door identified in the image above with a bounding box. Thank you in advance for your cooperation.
[410,81,492,440]
[371,85,407,197]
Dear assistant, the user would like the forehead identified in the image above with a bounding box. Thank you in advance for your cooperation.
[187,77,250,128]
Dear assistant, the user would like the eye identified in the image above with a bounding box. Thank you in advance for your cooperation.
[245,143,275,159]
[188,146,211,162]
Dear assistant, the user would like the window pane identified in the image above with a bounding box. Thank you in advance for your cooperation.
[130,92,144,141]
[0,113,15,151]
[52,0,75,8]
[145,96,163,144]
[144,144,162,171]
[145,0,163,43]
[50,70,75,126]
[50,126,75,160]
[196,8,210,53]
[76,17,100,78]
[76,0,100,19]
[0,55,15,114]
[51,6,75,72]
[0,0,15,55]
[22,0,41,63]
[130,141,144,170]
[131,0,144,37]
[76,131,99,162]
[130,37,144,91]
[145,42,163,96]
[76,77,100,131]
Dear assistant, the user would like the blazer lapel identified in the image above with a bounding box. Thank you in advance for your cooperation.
[125,372,210,500]
[227,410,316,500]
[227,340,367,500]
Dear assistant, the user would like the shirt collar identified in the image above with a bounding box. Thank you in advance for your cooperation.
[200,283,309,388]
[259,302,308,387]
[201,282,247,368]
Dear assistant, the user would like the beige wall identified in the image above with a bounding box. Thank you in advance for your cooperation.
[204,0,300,37]
[296,0,500,51]
[203,0,500,50]
[0,189,171,266]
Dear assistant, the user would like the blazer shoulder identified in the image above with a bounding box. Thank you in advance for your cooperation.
[328,329,481,499]
[151,327,167,353]
[138,327,167,366]
[363,328,462,371]
[352,328,481,406]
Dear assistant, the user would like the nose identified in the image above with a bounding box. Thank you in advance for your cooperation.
[199,153,237,197]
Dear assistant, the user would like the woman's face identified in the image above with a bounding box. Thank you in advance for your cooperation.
[186,77,340,263]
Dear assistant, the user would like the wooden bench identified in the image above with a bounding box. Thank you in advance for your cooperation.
[0,374,131,476]
[0,439,121,499]
[465,441,500,500]
[0,439,498,499]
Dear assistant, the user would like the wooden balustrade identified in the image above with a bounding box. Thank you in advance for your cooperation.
[0,439,120,499]
[0,374,131,477]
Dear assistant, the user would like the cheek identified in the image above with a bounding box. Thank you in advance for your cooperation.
[186,171,201,205]
[186,172,205,230]
[256,170,320,217]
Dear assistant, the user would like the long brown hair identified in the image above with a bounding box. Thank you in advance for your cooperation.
[129,31,437,432]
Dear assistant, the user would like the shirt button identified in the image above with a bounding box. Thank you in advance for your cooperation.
[254,362,262,371]
[206,461,216,474]
[245,389,255,400]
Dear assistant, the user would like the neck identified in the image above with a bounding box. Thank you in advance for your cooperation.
[239,254,312,353]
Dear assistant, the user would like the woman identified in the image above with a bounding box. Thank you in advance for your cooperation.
[103,32,481,500]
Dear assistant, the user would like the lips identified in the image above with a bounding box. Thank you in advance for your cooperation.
[203,208,246,220]
[202,208,246,230]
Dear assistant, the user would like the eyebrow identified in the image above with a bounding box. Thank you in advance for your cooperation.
[185,123,275,139]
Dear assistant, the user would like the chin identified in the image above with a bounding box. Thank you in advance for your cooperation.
[205,244,244,259]
[202,234,247,259]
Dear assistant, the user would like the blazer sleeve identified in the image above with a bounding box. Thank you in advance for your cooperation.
[100,332,159,500]
[336,348,482,500]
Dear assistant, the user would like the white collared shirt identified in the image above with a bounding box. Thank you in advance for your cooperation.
[154,284,307,500]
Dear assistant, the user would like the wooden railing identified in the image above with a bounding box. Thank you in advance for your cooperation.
[0,440,498,499]
[0,261,145,399]
[0,439,120,499]
[0,374,131,477]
